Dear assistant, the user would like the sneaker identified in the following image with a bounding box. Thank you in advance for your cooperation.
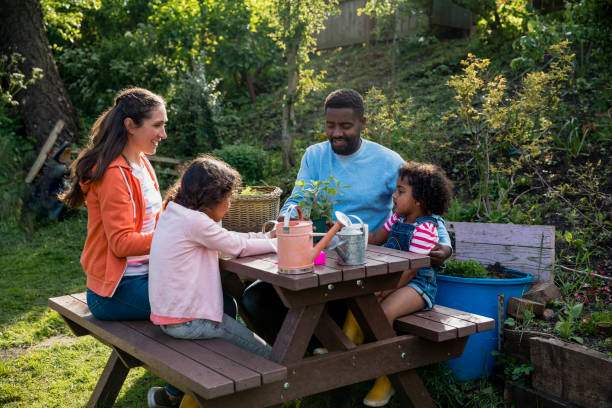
[312,347,328,355]
[363,376,395,407]
[147,387,180,408]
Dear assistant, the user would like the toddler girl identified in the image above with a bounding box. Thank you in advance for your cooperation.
[148,156,276,407]
[351,161,454,407]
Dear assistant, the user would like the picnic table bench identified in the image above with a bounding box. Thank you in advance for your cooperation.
[49,244,494,407]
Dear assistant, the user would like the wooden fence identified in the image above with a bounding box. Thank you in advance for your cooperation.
[316,0,471,50]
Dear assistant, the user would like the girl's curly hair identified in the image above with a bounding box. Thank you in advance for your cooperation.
[164,155,241,212]
[398,161,453,215]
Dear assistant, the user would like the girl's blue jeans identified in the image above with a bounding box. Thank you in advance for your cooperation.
[161,313,271,359]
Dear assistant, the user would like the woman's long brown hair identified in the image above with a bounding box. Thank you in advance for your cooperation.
[59,87,165,208]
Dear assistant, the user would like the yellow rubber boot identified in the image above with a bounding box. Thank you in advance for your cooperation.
[363,375,395,407]
[342,310,364,345]
[179,394,199,408]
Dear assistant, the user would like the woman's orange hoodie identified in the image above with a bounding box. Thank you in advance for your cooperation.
[80,154,159,297]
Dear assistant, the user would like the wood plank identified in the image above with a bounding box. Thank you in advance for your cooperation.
[348,294,396,341]
[447,221,555,248]
[194,338,287,385]
[322,253,367,280]
[113,346,143,368]
[274,273,401,309]
[313,309,355,351]
[87,350,130,408]
[412,310,476,337]
[530,336,612,408]
[269,304,325,364]
[220,257,318,291]
[313,263,343,285]
[195,335,468,408]
[452,242,553,282]
[389,369,436,408]
[432,305,495,332]
[25,119,64,183]
[364,250,411,273]
[394,314,457,342]
[124,321,262,392]
[366,245,431,269]
[49,295,235,399]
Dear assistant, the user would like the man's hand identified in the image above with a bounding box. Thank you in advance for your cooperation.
[429,244,451,267]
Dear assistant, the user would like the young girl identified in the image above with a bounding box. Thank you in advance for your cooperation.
[147,156,277,408]
[60,87,166,321]
[348,161,453,407]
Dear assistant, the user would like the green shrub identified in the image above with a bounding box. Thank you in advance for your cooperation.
[443,260,489,279]
[212,144,267,185]
[162,61,223,158]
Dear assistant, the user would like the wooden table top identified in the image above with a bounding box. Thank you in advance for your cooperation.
[220,244,430,291]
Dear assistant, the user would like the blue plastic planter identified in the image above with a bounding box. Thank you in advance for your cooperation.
[435,270,533,380]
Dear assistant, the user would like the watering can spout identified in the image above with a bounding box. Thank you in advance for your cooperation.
[310,222,343,261]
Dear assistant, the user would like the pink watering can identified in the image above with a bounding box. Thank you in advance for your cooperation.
[263,204,344,274]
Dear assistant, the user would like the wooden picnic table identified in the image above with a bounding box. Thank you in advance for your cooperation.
[216,244,470,408]
[49,243,492,407]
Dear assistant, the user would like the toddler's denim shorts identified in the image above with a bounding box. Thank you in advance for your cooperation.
[406,267,437,310]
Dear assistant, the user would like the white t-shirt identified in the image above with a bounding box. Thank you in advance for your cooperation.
[124,161,162,276]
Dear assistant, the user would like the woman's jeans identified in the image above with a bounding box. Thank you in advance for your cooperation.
[161,313,271,359]
[86,275,150,320]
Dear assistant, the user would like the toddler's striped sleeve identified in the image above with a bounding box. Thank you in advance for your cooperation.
[408,221,439,255]
[383,213,401,232]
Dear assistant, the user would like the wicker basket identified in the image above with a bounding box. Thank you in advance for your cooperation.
[222,186,282,233]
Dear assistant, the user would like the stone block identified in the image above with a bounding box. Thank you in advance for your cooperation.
[507,297,545,319]
[523,282,562,305]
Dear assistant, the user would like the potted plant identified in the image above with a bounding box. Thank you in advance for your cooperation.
[435,260,533,380]
[292,176,350,241]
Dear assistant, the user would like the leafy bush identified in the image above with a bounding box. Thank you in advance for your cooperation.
[442,260,489,279]
[162,61,223,158]
[446,41,573,218]
[211,144,267,185]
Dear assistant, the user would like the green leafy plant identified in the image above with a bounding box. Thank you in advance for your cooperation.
[493,351,534,384]
[212,144,267,185]
[577,311,612,338]
[442,260,489,279]
[293,176,350,222]
[555,303,584,344]
[446,41,574,218]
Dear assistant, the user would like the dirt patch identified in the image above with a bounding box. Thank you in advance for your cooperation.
[0,335,76,361]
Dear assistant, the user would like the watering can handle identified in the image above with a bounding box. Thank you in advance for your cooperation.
[262,220,278,234]
[348,215,365,230]
[283,204,303,233]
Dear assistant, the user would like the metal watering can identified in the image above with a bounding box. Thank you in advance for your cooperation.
[263,204,344,274]
[328,211,367,265]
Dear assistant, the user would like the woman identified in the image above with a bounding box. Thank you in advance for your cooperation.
[61,87,186,408]
[61,87,167,320]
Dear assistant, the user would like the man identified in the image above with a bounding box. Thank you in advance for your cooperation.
[241,88,452,344]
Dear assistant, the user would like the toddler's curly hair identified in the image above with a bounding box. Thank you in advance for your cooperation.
[398,161,453,215]
[164,155,241,212]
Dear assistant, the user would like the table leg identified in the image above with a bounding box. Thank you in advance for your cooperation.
[87,350,130,408]
[269,303,325,364]
[313,308,355,351]
[348,294,436,408]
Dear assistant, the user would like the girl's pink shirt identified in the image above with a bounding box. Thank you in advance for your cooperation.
[148,201,277,324]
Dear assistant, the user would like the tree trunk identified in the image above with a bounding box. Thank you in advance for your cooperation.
[244,71,257,103]
[281,48,298,169]
[0,0,79,152]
